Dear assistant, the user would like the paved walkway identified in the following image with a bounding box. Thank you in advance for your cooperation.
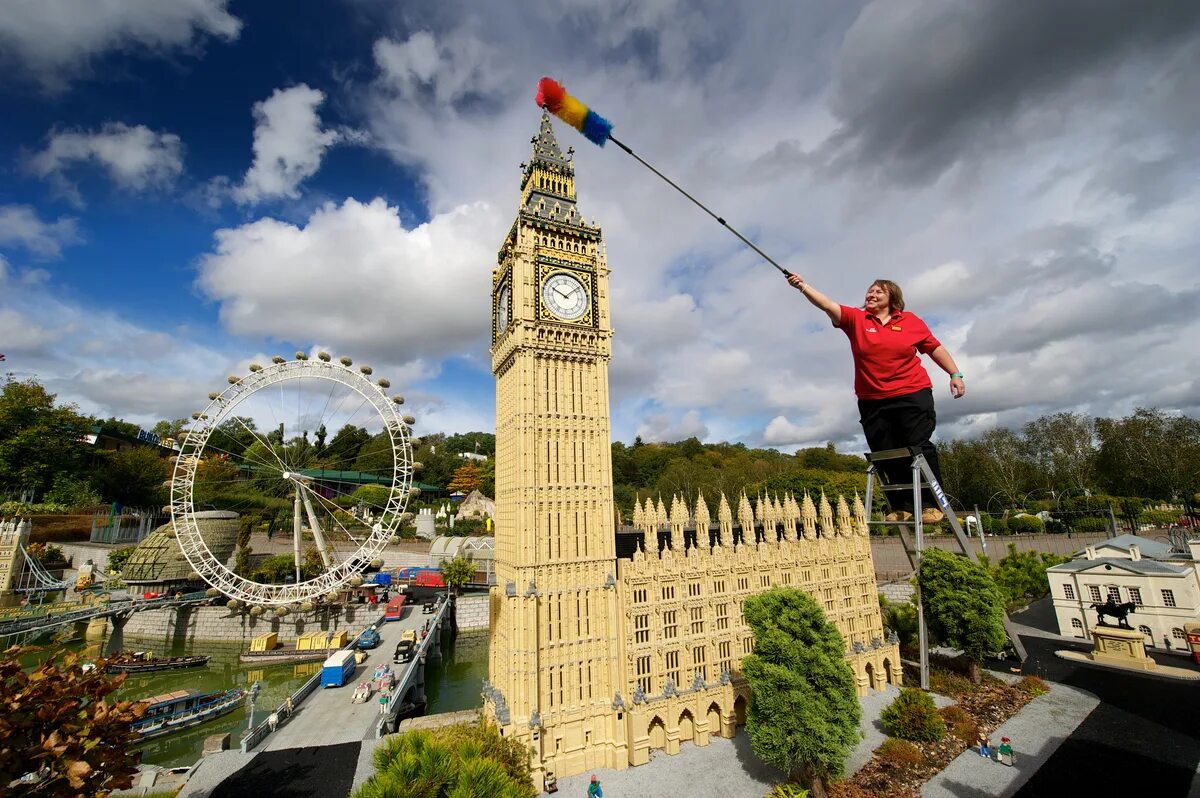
[923,680,1098,797]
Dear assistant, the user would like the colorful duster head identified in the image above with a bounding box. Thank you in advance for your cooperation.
[536,76,613,147]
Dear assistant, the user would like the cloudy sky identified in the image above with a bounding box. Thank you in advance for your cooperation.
[2,0,1197,450]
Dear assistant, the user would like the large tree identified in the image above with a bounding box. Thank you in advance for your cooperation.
[1022,412,1097,496]
[741,588,861,798]
[917,548,1007,680]
[1096,408,1200,504]
[0,378,92,496]
[91,446,170,507]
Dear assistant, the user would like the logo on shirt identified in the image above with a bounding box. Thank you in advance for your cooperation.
[865,327,877,333]
[891,325,902,331]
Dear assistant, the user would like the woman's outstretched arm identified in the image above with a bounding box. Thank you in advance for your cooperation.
[786,273,841,326]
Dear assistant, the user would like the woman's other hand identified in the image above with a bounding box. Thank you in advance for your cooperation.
[950,376,966,398]
[786,273,806,292]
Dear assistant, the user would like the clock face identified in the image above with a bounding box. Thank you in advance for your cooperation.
[495,282,511,333]
[541,272,589,321]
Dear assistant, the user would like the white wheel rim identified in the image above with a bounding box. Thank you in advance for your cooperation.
[170,359,411,605]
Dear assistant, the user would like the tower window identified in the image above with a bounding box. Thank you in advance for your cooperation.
[663,611,678,639]
[1063,584,1075,600]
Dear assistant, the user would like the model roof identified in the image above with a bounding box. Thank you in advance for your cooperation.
[1074,534,1174,559]
[1048,556,1189,576]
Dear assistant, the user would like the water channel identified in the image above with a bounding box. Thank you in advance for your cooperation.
[27,627,489,769]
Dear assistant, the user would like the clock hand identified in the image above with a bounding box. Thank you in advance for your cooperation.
[555,286,572,300]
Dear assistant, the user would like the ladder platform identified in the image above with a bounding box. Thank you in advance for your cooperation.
[864,447,916,463]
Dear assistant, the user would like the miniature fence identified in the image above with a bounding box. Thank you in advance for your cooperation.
[90,508,167,545]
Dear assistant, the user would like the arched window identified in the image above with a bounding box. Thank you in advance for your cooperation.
[1173,628,1186,641]
[1139,625,1154,646]
[1070,618,1084,637]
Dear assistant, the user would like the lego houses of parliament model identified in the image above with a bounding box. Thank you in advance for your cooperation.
[483,113,900,784]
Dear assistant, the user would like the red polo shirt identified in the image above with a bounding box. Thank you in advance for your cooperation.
[837,305,941,400]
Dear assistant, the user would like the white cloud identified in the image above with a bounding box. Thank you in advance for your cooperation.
[0,0,241,91]
[26,123,184,206]
[196,197,500,363]
[0,205,82,258]
[343,2,1200,448]
[637,409,710,443]
[233,85,344,205]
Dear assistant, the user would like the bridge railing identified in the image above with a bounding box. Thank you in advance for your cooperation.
[0,591,210,638]
[377,595,451,736]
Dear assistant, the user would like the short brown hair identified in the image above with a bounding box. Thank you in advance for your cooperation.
[869,279,905,312]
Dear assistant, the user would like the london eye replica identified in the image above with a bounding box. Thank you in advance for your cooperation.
[170,354,416,608]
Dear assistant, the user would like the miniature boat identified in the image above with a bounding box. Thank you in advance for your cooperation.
[106,651,210,674]
[351,682,372,704]
[132,688,246,740]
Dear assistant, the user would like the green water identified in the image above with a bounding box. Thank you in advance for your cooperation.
[26,628,489,769]
[424,630,488,714]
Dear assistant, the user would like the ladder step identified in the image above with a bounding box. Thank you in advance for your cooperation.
[878,482,932,492]
[864,447,915,463]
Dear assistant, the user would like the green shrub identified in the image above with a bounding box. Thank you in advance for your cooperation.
[359,721,533,798]
[1006,514,1044,534]
[106,546,137,574]
[1074,515,1108,533]
[880,688,945,742]
[1015,675,1049,697]
[881,596,919,652]
[1137,510,1177,527]
[876,737,924,767]
[44,475,102,509]
[0,501,72,516]
[768,783,811,798]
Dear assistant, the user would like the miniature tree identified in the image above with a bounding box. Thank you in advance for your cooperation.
[917,548,1008,681]
[447,462,483,494]
[0,646,146,797]
[742,588,861,798]
[880,688,945,742]
[441,555,476,595]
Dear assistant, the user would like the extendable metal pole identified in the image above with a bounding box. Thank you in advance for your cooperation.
[914,456,929,691]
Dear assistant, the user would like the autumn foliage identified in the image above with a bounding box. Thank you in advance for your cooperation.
[1,646,146,797]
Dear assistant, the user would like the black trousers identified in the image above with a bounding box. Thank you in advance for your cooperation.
[858,387,943,513]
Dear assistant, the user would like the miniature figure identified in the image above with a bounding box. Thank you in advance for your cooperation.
[977,733,991,760]
[998,736,1014,766]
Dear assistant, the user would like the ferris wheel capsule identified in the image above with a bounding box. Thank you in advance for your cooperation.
[272,356,286,364]
[317,352,331,362]
[392,396,404,405]
[360,365,373,375]
[377,378,391,389]
[339,356,353,366]
[249,363,262,372]
[296,351,308,360]
[227,375,241,384]
[403,415,416,425]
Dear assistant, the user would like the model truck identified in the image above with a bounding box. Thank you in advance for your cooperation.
[321,650,357,688]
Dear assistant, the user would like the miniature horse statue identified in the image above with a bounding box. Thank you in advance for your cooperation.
[1091,598,1137,629]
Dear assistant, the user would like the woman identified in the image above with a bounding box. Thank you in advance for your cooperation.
[787,274,965,523]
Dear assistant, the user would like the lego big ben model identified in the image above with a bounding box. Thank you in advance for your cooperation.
[485,111,625,782]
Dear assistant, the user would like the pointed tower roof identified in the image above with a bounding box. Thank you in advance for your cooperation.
[530,110,572,172]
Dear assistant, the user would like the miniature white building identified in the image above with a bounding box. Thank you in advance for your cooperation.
[1047,534,1200,652]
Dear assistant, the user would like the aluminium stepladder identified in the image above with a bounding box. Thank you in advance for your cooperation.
[864,447,1027,690]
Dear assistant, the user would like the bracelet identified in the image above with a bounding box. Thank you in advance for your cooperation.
[950,372,963,379]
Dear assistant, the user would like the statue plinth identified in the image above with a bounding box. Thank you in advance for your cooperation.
[1090,626,1156,671]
